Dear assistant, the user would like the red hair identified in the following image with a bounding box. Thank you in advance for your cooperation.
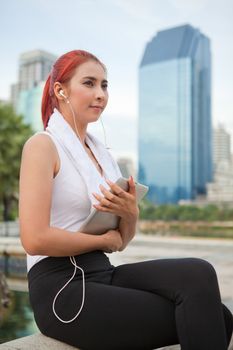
[41,50,106,129]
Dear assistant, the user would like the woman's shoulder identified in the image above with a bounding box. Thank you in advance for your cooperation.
[22,132,59,169]
[21,132,60,179]
[24,130,58,149]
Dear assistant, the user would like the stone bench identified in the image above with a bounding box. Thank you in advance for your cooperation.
[0,333,80,350]
[1,333,232,349]
[0,334,181,349]
[0,334,180,350]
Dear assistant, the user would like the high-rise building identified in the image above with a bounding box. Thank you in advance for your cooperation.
[138,24,212,204]
[17,50,56,91]
[207,155,233,204]
[205,125,233,204]
[213,124,231,167]
[11,49,57,131]
[17,81,46,131]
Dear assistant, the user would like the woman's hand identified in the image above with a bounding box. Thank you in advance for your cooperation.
[93,176,139,251]
[92,176,139,222]
[101,229,123,253]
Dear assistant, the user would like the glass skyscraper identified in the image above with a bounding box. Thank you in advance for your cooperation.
[138,24,212,204]
[17,82,45,132]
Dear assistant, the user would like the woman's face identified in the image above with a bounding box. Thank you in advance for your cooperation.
[66,60,108,125]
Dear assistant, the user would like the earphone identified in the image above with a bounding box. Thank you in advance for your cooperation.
[59,90,67,99]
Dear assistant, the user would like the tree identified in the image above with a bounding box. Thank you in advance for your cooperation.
[0,103,33,221]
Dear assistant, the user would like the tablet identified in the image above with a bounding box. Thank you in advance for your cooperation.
[79,177,149,235]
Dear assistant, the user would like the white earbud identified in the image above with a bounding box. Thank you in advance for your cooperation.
[59,90,67,99]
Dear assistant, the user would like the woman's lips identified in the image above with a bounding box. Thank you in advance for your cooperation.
[90,106,104,111]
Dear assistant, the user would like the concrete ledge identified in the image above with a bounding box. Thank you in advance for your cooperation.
[1,332,232,350]
[0,333,80,349]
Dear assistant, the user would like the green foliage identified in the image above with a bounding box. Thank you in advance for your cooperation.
[139,199,233,221]
[0,103,33,221]
[139,198,156,219]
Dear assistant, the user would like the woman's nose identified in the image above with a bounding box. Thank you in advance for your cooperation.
[95,86,106,100]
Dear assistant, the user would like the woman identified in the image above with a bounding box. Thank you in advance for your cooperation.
[19,50,233,350]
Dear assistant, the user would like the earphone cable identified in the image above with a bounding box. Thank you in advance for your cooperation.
[100,115,111,150]
[52,256,85,324]
[66,98,110,149]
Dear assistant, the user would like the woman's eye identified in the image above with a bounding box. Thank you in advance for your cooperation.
[84,81,94,86]
[84,81,108,90]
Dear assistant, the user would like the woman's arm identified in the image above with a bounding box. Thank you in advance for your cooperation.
[19,134,122,256]
[118,211,138,251]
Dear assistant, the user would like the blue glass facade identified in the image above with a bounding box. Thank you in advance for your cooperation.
[17,82,44,132]
[138,24,212,204]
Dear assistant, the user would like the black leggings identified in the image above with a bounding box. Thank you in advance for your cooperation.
[28,251,233,350]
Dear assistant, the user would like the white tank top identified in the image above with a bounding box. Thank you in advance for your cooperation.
[26,131,119,272]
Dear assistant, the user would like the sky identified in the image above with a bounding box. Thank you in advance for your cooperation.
[1,0,233,165]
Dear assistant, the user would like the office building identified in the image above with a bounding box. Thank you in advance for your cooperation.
[138,24,212,204]
[17,50,56,91]
[207,155,233,204]
[206,125,233,204]
[17,81,45,131]
[11,49,57,131]
[213,125,231,167]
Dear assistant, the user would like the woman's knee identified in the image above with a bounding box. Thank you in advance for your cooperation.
[182,257,218,291]
[187,257,217,276]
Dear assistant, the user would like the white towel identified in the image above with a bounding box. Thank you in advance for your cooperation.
[46,108,122,205]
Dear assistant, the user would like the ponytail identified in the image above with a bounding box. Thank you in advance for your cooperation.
[42,75,52,129]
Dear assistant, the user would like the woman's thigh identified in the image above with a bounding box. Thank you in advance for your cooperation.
[45,281,179,350]
[111,257,218,298]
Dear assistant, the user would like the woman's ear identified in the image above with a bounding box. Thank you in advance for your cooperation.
[54,82,66,100]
